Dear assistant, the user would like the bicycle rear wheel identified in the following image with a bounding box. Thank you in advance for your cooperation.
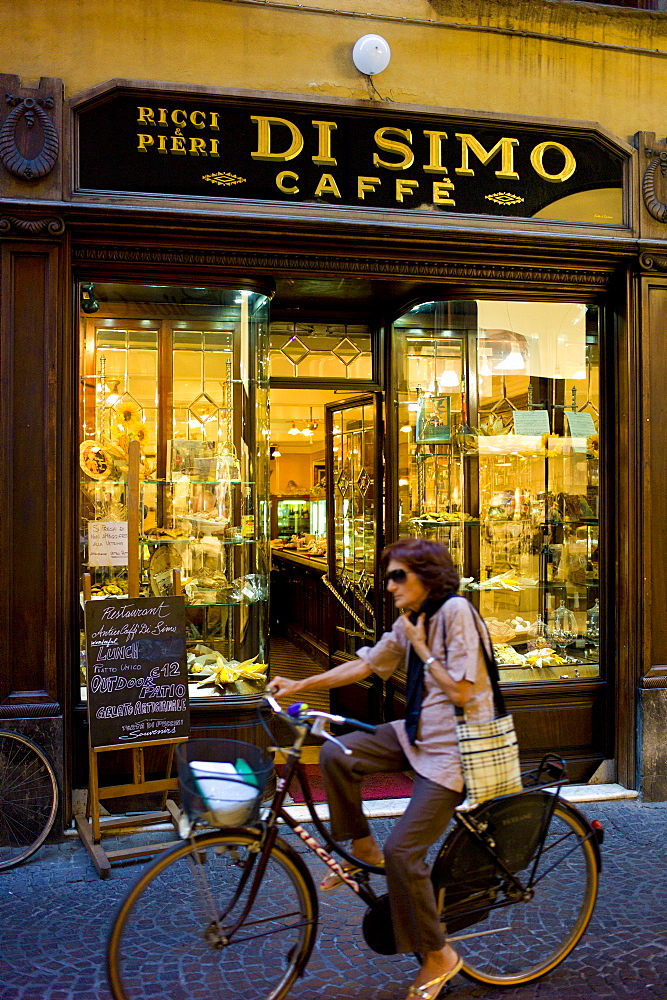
[0,730,59,870]
[432,795,599,986]
[108,828,318,1000]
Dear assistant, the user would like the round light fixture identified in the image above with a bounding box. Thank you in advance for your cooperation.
[352,34,391,76]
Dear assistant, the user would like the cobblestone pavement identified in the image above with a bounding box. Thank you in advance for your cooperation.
[1,799,666,1000]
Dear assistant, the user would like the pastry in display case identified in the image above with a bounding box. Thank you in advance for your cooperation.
[78,283,271,700]
[393,299,602,683]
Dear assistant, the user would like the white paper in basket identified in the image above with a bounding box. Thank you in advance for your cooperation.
[190,760,257,826]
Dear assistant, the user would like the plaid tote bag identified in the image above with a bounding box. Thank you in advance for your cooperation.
[445,605,522,808]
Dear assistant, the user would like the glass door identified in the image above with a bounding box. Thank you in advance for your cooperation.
[325,393,384,673]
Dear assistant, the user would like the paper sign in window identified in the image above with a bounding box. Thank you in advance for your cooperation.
[88,521,129,566]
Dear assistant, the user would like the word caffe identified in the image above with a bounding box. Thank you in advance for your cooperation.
[135,107,578,204]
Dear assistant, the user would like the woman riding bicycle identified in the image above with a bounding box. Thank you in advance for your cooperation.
[269,537,495,1000]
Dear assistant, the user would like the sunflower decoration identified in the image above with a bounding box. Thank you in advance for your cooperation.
[587,433,599,458]
[111,398,143,440]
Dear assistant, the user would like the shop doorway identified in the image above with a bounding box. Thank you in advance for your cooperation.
[268,386,364,713]
[267,311,382,718]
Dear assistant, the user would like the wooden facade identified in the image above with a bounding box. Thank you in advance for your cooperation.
[2,1,667,828]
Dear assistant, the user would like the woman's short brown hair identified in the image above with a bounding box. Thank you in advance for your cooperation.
[380,537,459,598]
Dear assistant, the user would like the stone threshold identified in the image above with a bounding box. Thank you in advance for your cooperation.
[64,782,639,836]
[280,782,639,823]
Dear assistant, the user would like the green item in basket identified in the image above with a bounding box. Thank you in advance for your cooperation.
[235,758,259,787]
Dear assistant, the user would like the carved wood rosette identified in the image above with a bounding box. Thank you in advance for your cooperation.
[0,75,63,200]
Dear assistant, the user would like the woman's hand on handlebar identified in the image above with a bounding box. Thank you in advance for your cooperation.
[267,675,302,700]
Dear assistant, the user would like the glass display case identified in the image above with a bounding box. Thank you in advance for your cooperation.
[79,283,270,700]
[272,496,311,539]
[309,497,327,537]
[394,300,601,683]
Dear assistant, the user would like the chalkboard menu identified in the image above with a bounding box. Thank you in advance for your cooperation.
[84,596,190,751]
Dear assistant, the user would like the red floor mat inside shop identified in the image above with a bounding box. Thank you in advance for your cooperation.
[284,765,414,803]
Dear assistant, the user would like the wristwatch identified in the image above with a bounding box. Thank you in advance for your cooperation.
[423,655,440,672]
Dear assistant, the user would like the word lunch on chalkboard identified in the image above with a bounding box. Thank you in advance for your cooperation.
[84,596,190,751]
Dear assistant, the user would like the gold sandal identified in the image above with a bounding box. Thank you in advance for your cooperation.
[405,956,463,999]
[319,864,361,891]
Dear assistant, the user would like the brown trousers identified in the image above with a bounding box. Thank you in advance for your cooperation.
[319,723,463,954]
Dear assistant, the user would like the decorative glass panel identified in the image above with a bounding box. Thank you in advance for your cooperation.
[269,322,372,379]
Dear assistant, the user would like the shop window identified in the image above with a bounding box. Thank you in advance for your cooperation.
[78,283,270,701]
[393,300,601,684]
[269,321,372,379]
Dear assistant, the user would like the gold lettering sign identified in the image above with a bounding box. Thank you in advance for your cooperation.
[314,173,341,198]
[455,133,519,180]
[423,130,450,174]
[395,178,419,202]
[189,137,207,156]
[433,179,456,206]
[312,121,337,166]
[530,141,576,183]
[373,127,414,171]
[113,99,607,213]
[276,170,299,193]
[251,116,304,162]
[358,176,381,199]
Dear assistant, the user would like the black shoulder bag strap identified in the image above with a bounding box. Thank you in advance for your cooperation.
[440,599,508,720]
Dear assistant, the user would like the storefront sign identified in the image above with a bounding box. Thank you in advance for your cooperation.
[76,90,625,223]
[84,595,189,750]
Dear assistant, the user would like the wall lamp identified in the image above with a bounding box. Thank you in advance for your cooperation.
[352,34,391,76]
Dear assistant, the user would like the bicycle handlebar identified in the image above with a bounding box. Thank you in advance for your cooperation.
[263,694,377,735]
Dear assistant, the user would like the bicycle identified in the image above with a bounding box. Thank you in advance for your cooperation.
[0,728,59,871]
[107,695,604,999]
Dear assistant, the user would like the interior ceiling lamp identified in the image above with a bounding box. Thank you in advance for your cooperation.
[496,350,526,372]
[438,368,461,389]
[352,34,391,76]
[483,329,529,373]
[288,422,301,436]
[479,354,493,378]
[301,408,319,437]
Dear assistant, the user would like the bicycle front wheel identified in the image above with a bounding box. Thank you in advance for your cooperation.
[108,829,318,1000]
[434,797,599,986]
[0,730,59,871]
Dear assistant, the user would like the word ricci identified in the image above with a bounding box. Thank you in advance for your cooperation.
[135,107,577,206]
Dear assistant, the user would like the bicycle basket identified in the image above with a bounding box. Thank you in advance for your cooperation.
[177,738,273,828]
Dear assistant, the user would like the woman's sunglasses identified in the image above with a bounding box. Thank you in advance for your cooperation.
[385,569,408,584]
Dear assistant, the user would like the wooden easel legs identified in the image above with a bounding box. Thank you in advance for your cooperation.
[76,743,183,878]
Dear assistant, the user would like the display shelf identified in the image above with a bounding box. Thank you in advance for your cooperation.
[139,537,256,546]
[409,518,481,526]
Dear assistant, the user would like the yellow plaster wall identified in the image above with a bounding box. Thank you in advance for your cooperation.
[2,0,667,143]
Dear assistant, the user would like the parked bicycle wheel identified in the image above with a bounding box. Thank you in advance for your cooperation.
[0,729,59,871]
[108,829,318,1000]
[432,793,599,986]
